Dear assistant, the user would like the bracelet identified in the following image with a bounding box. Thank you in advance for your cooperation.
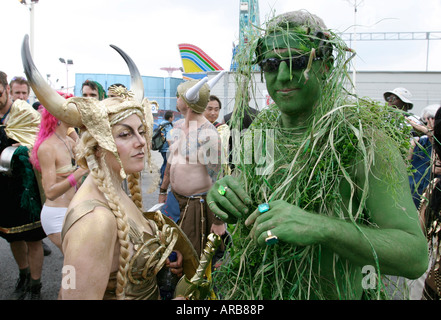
[159,188,167,193]
[67,174,77,188]
[159,192,168,195]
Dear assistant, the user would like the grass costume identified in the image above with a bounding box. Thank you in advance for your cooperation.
[207,10,428,300]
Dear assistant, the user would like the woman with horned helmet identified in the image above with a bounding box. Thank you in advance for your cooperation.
[22,36,198,300]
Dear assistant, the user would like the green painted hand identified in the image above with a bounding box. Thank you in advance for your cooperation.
[207,176,252,224]
[246,199,328,247]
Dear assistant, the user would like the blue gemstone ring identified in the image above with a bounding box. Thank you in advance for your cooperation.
[258,203,270,213]
[265,230,278,245]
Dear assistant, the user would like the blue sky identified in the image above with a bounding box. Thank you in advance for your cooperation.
[3,0,441,91]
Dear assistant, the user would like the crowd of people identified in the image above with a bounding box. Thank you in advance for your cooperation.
[0,9,440,301]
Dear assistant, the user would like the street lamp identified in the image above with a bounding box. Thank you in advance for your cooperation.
[59,58,73,94]
[19,0,39,103]
[160,67,181,77]
[18,0,39,57]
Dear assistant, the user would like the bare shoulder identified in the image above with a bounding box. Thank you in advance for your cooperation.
[38,136,56,153]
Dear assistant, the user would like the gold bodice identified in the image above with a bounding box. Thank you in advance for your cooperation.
[61,199,179,300]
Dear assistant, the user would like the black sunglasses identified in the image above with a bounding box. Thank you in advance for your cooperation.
[259,55,320,73]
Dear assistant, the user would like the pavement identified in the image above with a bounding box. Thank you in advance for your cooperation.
[0,150,164,300]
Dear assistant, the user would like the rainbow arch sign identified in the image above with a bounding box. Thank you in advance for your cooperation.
[178,43,224,74]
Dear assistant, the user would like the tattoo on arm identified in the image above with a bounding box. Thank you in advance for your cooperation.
[161,162,171,190]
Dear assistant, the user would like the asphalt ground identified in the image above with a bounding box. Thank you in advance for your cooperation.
[0,150,164,300]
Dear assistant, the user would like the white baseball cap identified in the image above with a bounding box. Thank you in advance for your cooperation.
[384,87,413,109]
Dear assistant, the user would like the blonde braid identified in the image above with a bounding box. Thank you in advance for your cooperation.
[127,173,143,211]
[77,131,131,300]
[93,154,131,300]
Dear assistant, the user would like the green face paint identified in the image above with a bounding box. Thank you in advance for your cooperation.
[260,31,324,127]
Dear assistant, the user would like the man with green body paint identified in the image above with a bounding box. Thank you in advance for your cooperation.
[207,11,428,299]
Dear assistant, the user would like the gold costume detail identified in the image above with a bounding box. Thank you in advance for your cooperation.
[64,96,145,179]
[3,100,40,148]
[61,200,197,300]
[0,220,42,234]
[108,86,134,100]
[174,233,221,300]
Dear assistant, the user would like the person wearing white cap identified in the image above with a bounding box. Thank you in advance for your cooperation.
[158,71,227,257]
[384,87,414,112]
[385,87,426,137]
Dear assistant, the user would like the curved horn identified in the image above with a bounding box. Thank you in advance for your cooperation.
[207,70,227,89]
[21,35,82,127]
[185,77,208,104]
[109,44,144,103]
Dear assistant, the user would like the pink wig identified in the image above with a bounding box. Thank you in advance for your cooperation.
[57,91,74,99]
[30,107,59,171]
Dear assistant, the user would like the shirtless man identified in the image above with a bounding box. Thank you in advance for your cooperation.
[159,75,226,256]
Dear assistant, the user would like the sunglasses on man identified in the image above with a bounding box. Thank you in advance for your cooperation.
[259,55,321,73]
